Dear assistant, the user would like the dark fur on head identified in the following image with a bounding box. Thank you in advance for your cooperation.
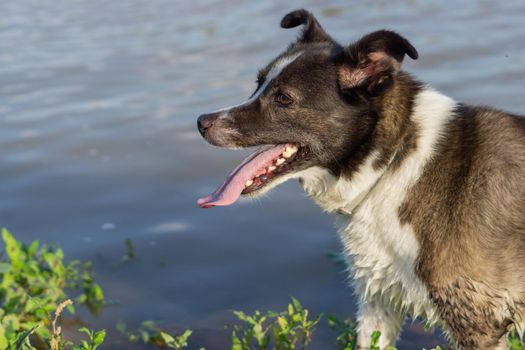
[280,9,335,44]
[198,9,420,181]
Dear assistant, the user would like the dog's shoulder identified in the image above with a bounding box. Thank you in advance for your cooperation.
[400,100,525,294]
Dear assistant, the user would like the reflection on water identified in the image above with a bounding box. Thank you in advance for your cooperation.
[1,0,524,348]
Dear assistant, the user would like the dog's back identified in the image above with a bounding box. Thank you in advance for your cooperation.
[399,105,525,347]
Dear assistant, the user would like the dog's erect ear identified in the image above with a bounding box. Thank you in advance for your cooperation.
[280,9,334,44]
[338,30,418,96]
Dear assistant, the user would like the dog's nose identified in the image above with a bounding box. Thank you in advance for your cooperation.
[197,113,219,137]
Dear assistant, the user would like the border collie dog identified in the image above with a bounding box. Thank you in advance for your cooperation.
[197,9,525,349]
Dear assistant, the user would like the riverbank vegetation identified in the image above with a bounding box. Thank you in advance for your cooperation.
[1,229,523,350]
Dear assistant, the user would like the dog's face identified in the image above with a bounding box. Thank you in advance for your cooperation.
[197,9,418,208]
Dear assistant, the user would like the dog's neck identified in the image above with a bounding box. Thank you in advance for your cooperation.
[298,75,456,215]
[367,73,422,170]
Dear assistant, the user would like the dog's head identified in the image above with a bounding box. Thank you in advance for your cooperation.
[197,9,418,208]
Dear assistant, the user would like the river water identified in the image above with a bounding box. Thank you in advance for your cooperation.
[1,1,524,348]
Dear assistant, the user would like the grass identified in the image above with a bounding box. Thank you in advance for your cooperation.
[117,320,194,350]
[0,228,194,350]
[0,227,104,349]
[231,297,321,350]
[1,228,524,349]
[229,302,441,350]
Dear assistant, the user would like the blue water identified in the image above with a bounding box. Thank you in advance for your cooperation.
[1,1,524,348]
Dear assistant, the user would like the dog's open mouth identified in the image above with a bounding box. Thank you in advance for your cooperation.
[197,143,309,208]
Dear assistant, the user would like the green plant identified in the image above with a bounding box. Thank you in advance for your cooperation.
[121,238,135,263]
[0,298,106,350]
[71,328,106,350]
[368,331,397,350]
[118,320,194,350]
[158,330,193,350]
[231,297,321,350]
[47,299,105,350]
[3,228,521,350]
[327,315,356,350]
[508,328,525,350]
[0,228,104,349]
[231,311,270,350]
[369,330,381,350]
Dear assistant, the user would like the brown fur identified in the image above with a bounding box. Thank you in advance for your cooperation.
[399,105,525,348]
[369,72,421,171]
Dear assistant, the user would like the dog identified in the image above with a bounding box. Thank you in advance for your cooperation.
[196,9,525,349]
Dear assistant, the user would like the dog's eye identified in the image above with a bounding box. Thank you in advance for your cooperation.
[274,93,293,107]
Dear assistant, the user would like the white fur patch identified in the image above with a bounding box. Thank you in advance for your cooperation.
[295,151,384,214]
[213,51,303,119]
[299,88,457,345]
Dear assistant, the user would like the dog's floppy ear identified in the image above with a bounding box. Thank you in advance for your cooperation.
[280,9,334,44]
[338,30,418,96]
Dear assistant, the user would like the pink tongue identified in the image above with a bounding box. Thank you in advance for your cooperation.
[197,145,288,208]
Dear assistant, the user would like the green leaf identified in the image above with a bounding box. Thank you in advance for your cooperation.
[140,330,150,343]
[253,323,265,345]
[179,329,192,341]
[0,262,11,274]
[231,332,243,350]
[233,311,248,322]
[115,320,127,334]
[266,311,280,317]
[2,314,21,333]
[370,330,381,349]
[288,303,294,316]
[277,316,288,330]
[27,240,40,258]
[160,331,176,344]
[2,228,23,270]
[141,320,156,330]
[12,325,39,350]
[78,327,92,338]
[0,325,7,350]
[290,297,303,313]
[92,329,106,349]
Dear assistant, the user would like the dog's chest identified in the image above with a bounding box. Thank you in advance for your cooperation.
[300,167,439,322]
[341,190,438,322]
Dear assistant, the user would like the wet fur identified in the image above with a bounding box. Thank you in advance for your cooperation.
[197,9,525,349]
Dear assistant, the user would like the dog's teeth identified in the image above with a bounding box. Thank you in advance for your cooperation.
[245,179,253,188]
[282,145,298,159]
[276,158,285,166]
[268,166,276,172]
